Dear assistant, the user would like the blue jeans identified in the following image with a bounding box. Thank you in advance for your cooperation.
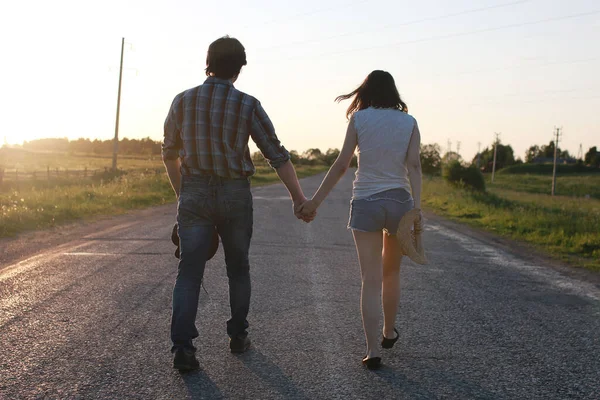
[171,175,253,352]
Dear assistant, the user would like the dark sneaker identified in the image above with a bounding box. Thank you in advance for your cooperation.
[173,348,200,371]
[381,328,399,349]
[229,335,251,353]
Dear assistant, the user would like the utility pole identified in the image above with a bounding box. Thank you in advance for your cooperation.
[112,37,125,172]
[551,127,562,196]
[577,143,583,161]
[491,132,500,183]
[476,142,482,169]
[456,141,461,157]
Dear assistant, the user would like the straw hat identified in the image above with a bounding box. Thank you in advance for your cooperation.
[396,208,427,265]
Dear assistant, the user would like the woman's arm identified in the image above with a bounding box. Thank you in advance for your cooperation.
[406,120,422,209]
[298,118,358,214]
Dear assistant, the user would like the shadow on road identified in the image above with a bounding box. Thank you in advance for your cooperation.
[237,348,311,400]
[373,363,499,399]
[179,369,224,400]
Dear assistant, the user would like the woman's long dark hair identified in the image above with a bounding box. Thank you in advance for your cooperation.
[335,70,407,119]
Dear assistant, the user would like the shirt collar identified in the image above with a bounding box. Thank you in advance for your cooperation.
[204,76,234,86]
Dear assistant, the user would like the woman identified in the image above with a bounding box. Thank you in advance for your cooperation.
[298,70,423,369]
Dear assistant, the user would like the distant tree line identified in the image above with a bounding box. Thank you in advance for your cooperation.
[15,138,354,167]
[21,137,162,156]
[419,140,599,176]
[12,137,600,172]
[525,141,574,163]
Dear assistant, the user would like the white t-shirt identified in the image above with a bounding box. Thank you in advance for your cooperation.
[352,107,418,200]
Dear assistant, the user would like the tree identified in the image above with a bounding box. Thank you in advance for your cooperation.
[473,142,515,172]
[251,151,268,166]
[443,161,485,191]
[322,148,340,166]
[300,148,323,165]
[585,146,599,167]
[289,150,301,164]
[302,148,323,161]
[560,149,571,159]
[525,145,540,163]
[442,151,462,165]
[540,141,556,159]
[420,144,442,175]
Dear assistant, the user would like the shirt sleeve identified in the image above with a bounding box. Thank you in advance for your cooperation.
[162,94,184,161]
[249,101,290,169]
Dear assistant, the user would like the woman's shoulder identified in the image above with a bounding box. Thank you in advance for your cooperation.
[352,107,417,124]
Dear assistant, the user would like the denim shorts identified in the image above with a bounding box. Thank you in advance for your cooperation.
[348,188,414,234]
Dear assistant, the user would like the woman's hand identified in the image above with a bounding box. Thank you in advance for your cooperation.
[293,198,316,222]
[296,199,319,217]
[414,209,424,233]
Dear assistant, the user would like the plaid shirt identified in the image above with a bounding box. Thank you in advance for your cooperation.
[162,77,290,178]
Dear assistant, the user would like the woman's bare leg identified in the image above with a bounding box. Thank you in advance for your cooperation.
[382,232,403,339]
[352,230,384,359]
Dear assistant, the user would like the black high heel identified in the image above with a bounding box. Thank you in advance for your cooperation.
[381,328,399,349]
[362,356,382,370]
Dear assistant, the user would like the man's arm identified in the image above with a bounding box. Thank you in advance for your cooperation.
[275,160,307,208]
[249,101,313,220]
[162,94,184,198]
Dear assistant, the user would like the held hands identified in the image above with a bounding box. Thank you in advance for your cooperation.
[293,197,316,223]
[294,198,319,223]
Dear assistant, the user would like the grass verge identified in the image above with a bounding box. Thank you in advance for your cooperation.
[0,165,328,238]
[423,177,600,271]
[488,173,600,199]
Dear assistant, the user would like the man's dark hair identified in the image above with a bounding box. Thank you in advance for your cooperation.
[205,36,247,79]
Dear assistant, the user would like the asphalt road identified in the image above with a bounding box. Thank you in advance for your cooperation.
[1,172,599,400]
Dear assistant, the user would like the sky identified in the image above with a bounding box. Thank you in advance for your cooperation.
[1,0,599,162]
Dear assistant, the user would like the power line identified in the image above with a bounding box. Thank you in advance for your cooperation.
[465,82,600,107]
[243,0,373,29]
[257,0,530,51]
[470,90,600,108]
[434,58,600,79]
[266,9,600,62]
[468,85,599,101]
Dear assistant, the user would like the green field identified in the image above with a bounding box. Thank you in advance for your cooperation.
[491,172,599,199]
[0,149,327,238]
[423,173,600,271]
[0,147,162,171]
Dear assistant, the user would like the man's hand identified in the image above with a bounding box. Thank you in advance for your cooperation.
[295,199,319,221]
[293,198,316,223]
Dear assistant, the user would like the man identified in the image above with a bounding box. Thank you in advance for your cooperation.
[162,36,314,371]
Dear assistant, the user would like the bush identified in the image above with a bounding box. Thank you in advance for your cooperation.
[443,161,485,191]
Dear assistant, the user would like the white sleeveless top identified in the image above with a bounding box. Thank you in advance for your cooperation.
[352,107,416,200]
